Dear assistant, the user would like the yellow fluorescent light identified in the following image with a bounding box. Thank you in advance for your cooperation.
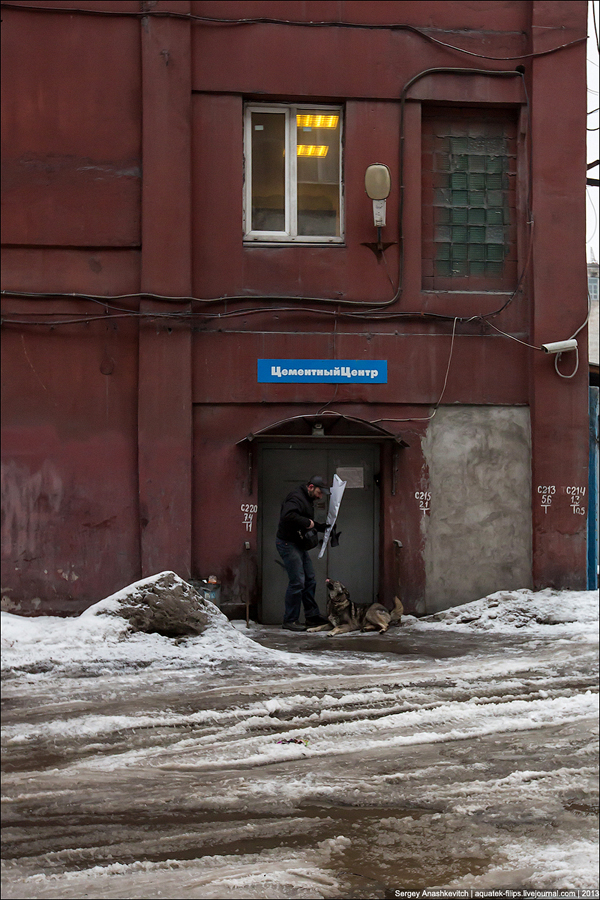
[297,144,329,157]
[296,114,339,129]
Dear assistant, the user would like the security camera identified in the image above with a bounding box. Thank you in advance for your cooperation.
[541,339,578,354]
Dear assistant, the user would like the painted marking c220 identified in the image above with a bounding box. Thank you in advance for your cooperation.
[240,504,258,532]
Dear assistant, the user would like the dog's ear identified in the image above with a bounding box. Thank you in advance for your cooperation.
[343,585,350,600]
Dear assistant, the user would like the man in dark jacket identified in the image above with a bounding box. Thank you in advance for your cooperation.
[276,476,331,631]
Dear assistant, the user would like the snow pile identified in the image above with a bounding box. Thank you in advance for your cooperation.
[411,588,598,637]
[85,570,224,637]
[2,578,597,680]
[0,572,323,677]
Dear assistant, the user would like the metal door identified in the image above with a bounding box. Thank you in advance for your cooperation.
[258,443,379,624]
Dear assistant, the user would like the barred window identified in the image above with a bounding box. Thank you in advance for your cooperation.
[422,107,518,290]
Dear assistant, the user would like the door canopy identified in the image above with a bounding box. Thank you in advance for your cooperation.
[238,412,408,446]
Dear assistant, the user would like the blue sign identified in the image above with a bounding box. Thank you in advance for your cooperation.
[258,359,387,383]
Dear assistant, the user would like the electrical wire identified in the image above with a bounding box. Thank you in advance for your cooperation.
[0,288,392,310]
[0,11,579,386]
[0,2,587,62]
[0,64,532,322]
[0,311,182,326]
[0,297,519,326]
[479,290,591,377]
[554,347,580,379]
[480,320,541,350]
[370,317,459,423]
[317,385,339,416]
[568,292,592,342]
[587,186,599,244]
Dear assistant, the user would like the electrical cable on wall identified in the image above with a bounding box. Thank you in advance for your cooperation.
[2,66,531,324]
[0,9,587,384]
[549,292,593,380]
[0,36,541,322]
[369,317,459,424]
[0,2,587,62]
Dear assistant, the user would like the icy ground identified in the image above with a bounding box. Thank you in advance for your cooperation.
[1,578,598,900]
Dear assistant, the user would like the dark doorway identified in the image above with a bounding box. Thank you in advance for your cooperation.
[259,443,380,624]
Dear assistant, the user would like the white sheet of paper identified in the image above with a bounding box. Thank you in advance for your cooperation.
[318,473,347,558]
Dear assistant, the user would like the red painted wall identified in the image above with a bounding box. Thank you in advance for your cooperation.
[1,1,589,614]
[1,2,142,612]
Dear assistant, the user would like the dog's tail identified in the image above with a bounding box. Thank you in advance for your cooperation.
[389,595,404,625]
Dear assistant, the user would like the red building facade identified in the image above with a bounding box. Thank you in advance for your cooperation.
[1,1,590,619]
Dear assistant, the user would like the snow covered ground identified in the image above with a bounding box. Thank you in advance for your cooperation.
[1,578,598,899]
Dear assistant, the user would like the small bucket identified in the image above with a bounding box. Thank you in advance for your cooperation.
[200,579,221,607]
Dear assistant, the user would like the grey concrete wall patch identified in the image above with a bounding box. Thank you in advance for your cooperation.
[422,407,532,614]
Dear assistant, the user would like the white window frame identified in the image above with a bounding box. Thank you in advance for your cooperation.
[244,102,344,244]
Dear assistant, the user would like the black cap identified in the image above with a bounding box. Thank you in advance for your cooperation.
[308,476,330,494]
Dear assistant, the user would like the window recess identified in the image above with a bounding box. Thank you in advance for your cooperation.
[422,107,518,291]
[244,104,343,243]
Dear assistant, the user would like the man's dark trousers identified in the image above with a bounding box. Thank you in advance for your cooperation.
[276,538,321,624]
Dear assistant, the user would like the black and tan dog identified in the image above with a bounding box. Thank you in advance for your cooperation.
[307,578,404,636]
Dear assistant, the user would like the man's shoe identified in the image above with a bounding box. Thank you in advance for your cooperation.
[305,615,329,627]
[281,621,307,632]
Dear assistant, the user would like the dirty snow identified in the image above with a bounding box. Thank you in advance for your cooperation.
[410,587,599,636]
[1,576,598,899]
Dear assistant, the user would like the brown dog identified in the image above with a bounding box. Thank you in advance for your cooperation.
[307,579,404,636]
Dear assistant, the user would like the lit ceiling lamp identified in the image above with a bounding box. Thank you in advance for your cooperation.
[297,145,329,157]
[296,114,339,128]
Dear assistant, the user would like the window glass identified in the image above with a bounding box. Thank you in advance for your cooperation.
[296,110,341,237]
[251,111,285,232]
[245,104,343,242]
